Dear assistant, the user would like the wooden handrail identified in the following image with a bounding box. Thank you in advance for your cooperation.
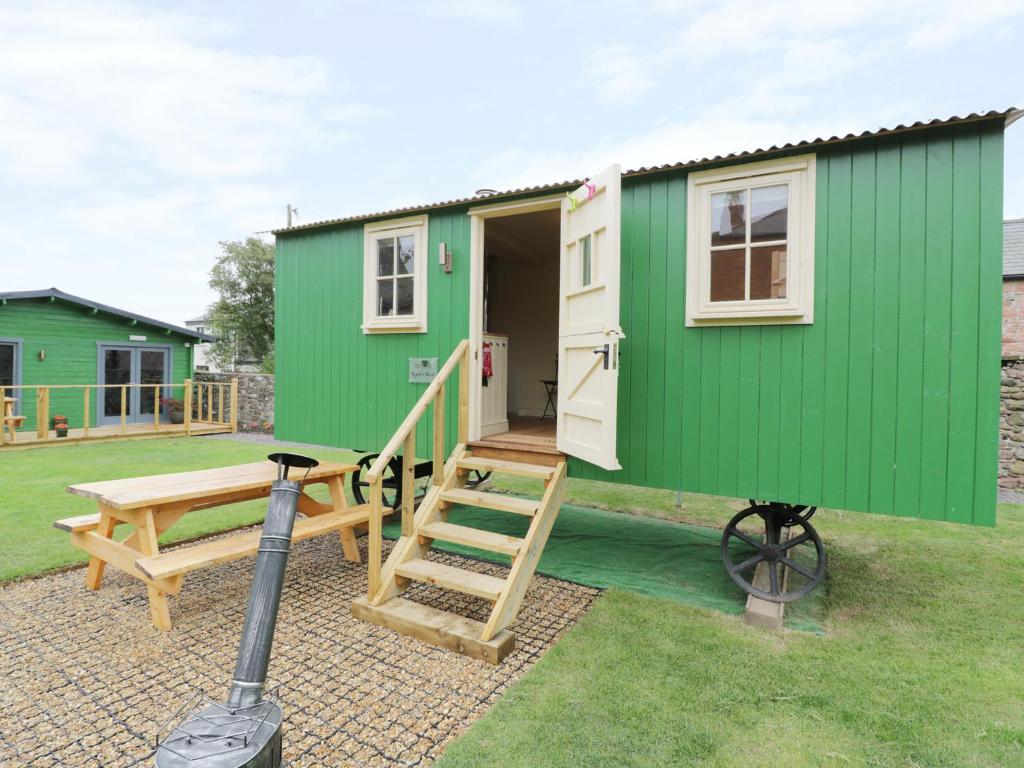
[365,339,470,597]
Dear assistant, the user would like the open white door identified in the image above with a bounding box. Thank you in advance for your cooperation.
[556,165,623,470]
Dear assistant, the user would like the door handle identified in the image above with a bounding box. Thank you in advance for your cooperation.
[593,344,610,370]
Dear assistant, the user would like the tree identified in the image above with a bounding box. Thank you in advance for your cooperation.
[208,237,275,372]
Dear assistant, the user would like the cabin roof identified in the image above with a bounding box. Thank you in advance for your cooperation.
[0,287,215,342]
[1005,219,1024,279]
[275,108,1021,236]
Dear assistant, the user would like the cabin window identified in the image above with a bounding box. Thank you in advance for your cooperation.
[363,215,429,333]
[686,155,815,326]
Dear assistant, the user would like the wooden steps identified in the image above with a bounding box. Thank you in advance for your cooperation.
[457,456,555,480]
[418,521,524,556]
[352,446,568,663]
[466,440,565,467]
[395,558,506,601]
[352,596,515,664]
[439,488,539,516]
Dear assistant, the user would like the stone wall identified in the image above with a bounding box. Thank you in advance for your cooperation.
[999,360,1024,489]
[195,371,274,432]
[1003,280,1024,357]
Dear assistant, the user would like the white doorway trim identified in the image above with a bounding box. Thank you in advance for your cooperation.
[467,195,564,441]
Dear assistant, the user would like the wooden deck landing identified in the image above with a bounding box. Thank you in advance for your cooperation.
[469,416,563,466]
[0,421,231,450]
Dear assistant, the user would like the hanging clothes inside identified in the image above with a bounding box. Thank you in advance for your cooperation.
[481,342,493,386]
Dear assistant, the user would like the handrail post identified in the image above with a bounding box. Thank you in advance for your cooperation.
[83,387,90,437]
[183,379,193,436]
[207,383,213,422]
[153,385,160,431]
[196,382,204,423]
[120,385,127,433]
[368,479,383,599]
[432,383,445,485]
[458,343,469,443]
[402,428,416,537]
[36,387,49,440]
[230,378,239,432]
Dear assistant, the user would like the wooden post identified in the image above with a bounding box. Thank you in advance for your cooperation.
[402,427,416,537]
[368,479,382,598]
[36,387,49,440]
[432,383,445,485]
[196,383,203,423]
[153,385,159,431]
[120,386,127,433]
[230,378,238,432]
[458,343,469,443]
[206,383,213,422]
[218,383,225,423]
[183,379,192,436]
[83,387,90,437]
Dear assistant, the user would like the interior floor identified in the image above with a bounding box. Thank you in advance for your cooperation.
[477,416,556,447]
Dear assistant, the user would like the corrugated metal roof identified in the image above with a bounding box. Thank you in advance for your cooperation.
[275,108,1021,236]
[1006,219,1024,278]
[0,288,215,342]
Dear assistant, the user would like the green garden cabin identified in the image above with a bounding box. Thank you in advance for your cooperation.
[275,110,1017,530]
[0,288,212,439]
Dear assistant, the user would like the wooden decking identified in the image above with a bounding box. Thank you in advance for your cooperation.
[468,416,563,466]
[0,420,231,450]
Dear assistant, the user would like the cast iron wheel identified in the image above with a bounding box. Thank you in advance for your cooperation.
[351,453,402,508]
[465,470,492,488]
[722,504,826,603]
[748,500,817,527]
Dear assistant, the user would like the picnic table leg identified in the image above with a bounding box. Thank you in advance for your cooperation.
[84,509,117,590]
[137,508,172,631]
[328,475,360,563]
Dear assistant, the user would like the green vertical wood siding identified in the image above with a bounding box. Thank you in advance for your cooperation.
[275,120,1004,526]
[0,298,194,430]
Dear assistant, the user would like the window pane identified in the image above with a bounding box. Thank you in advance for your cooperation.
[580,234,592,286]
[377,238,395,276]
[396,276,414,315]
[139,351,166,415]
[397,234,415,275]
[377,279,394,316]
[103,349,132,417]
[0,344,13,389]
[751,185,788,242]
[710,248,746,302]
[750,245,787,299]
[711,190,746,246]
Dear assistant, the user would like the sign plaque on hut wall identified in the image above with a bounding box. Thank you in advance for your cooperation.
[408,357,438,384]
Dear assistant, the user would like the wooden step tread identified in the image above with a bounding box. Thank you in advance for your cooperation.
[419,521,524,556]
[439,488,539,516]
[395,558,507,601]
[136,505,372,580]
[458,456,555,480]
[352,596,515,664]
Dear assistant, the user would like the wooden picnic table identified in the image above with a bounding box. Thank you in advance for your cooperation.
[57,459,373,630]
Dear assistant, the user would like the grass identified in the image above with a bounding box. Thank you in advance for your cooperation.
[0,436,360,582]
[438,479,1024,767]
[4,437,1022,764]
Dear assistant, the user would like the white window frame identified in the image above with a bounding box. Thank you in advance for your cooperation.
[362,214,429,334]
[686,155,815,326]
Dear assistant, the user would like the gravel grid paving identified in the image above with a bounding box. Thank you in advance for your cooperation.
[0,533,598,767]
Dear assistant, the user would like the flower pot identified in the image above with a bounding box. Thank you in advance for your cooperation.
[168,409,185,425]
[55,426,68,438]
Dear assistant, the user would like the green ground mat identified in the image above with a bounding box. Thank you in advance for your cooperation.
[384,501,825,632]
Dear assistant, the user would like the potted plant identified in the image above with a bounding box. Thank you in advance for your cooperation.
[161,397,186,424]
[53,414,69,437]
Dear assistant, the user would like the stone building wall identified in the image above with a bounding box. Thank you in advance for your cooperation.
[1002,279,1024,358]
[999,359,1024,489]
[195,372,274,432]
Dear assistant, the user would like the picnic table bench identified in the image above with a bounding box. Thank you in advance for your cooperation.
[57,459,379,630]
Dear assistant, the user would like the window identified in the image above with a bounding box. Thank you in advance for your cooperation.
[363,215,429,333]
[686,155,815,325]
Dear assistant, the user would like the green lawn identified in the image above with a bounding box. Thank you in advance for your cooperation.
[0,436,360,582]
[3,437,1022,765]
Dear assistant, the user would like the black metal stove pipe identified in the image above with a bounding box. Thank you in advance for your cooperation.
[226,477,300,710]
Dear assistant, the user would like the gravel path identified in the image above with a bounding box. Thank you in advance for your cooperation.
[0,534,598,767]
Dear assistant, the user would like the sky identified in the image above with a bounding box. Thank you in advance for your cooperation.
[1,0,1022,326]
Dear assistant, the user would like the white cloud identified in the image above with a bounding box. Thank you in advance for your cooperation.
[585,44,654,104]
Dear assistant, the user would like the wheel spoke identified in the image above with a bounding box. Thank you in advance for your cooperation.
[732,553,764,573]
[768,562,780,595]
[780,556,815,579]
[729,528,764,551]
[781,531,812,550]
